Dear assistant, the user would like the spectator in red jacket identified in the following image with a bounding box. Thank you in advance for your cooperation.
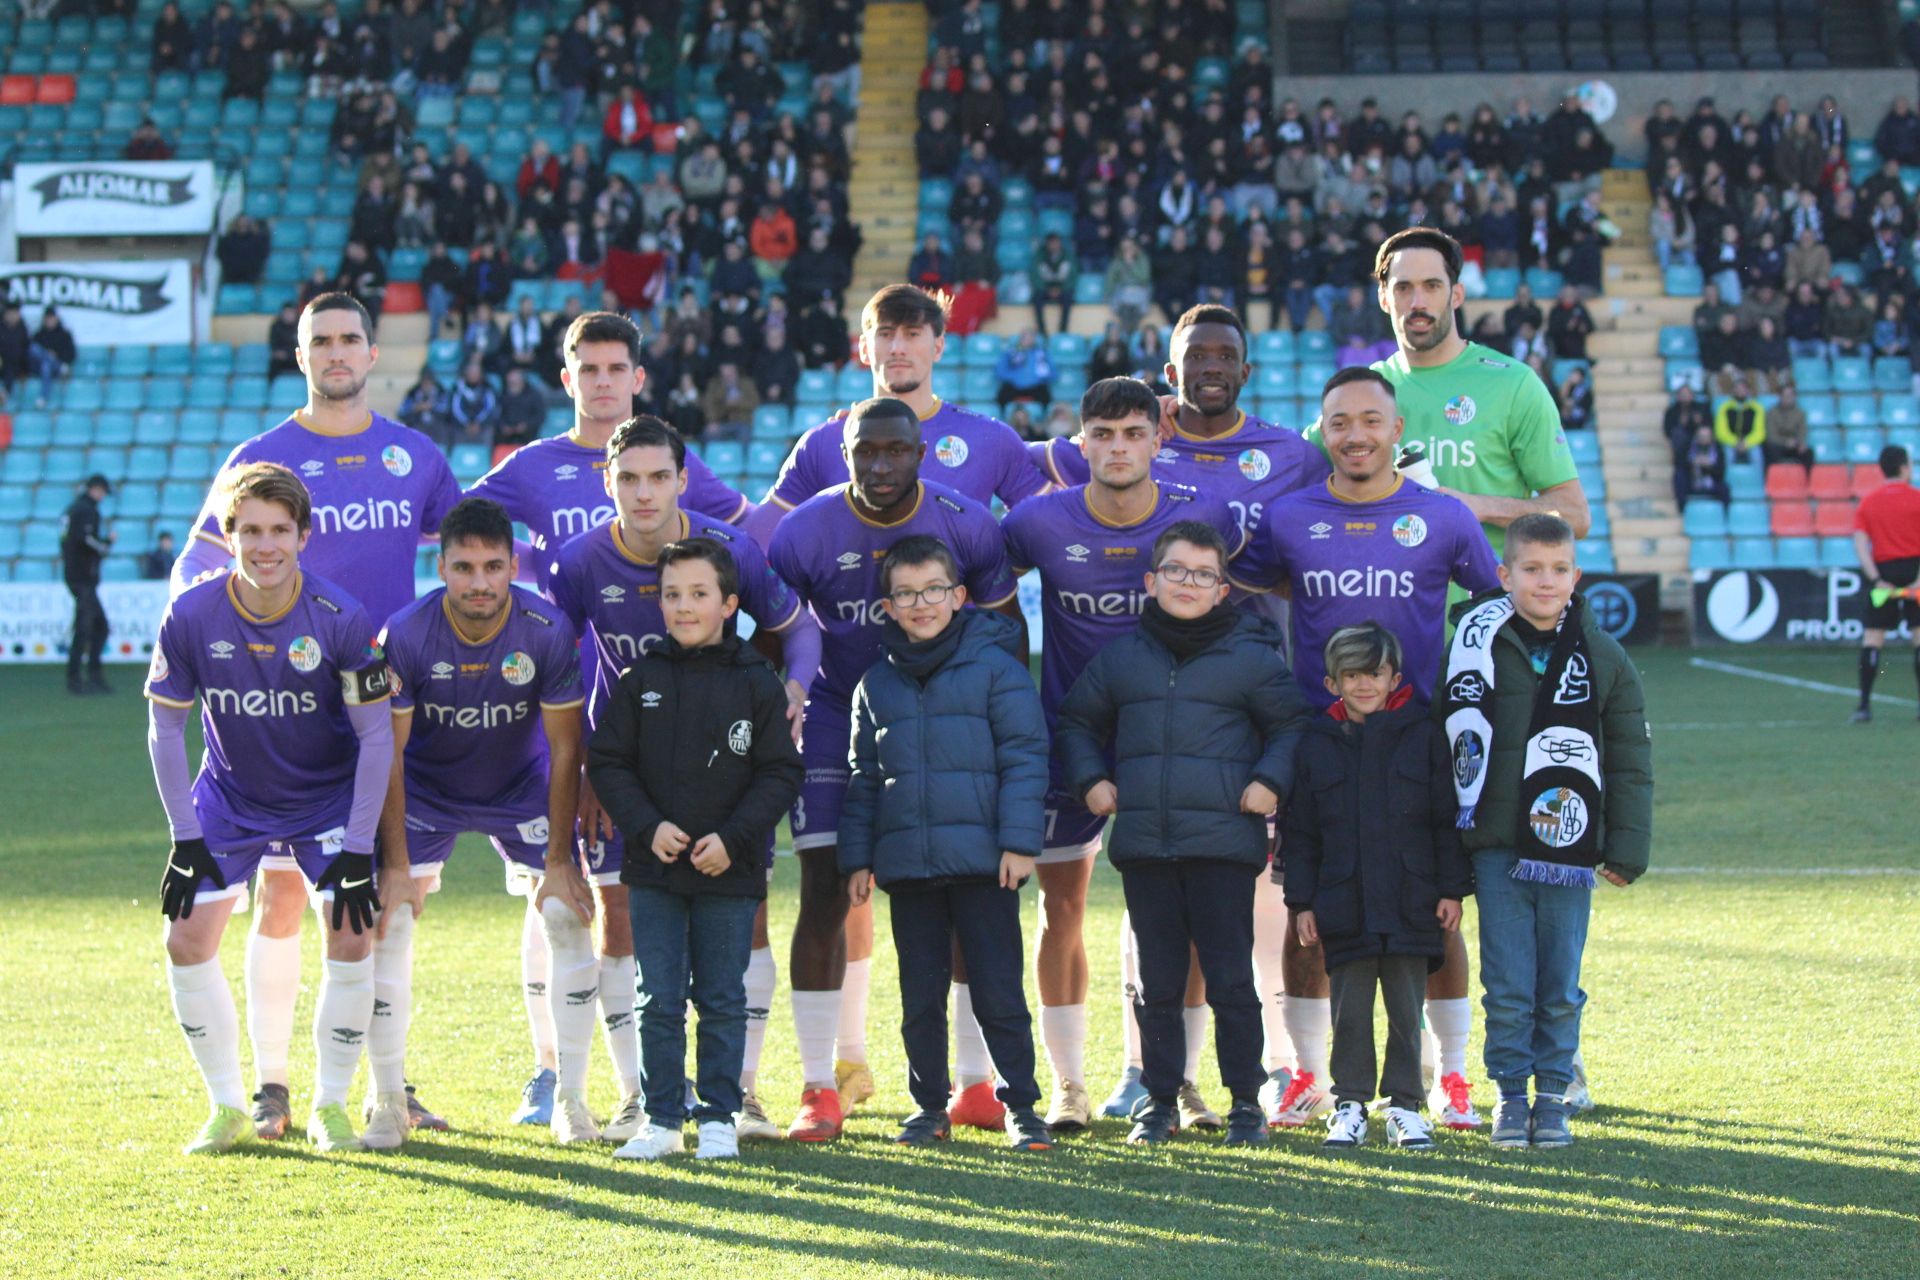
[604,83,655,151]
[516,138,561,202]
[749,202,798,263]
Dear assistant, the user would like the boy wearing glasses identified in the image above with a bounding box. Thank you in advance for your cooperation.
[839,536,1054,1151]
[1056,522,1309,1145]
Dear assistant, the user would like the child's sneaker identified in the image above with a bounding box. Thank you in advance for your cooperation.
[893,1108,952,1146]
[1429,1071,1482,1130]
[1322,1100,1368,1148]
[1273,1071,1333,1127]
[612,1123,685,1160]
[1177,1081,1223,1131]
[734,1091,781,1141]
[1257,1067,1293,1127]
[1101,1066,1148,1118]
[1490,1096,1531,1149]
[1224,1100,1269,1146]
[694,1120,739,1159]
[785,1087,844,1142]
[1565,1058,1596,1114]
[1530,1098,1574,1148]
[948,1080,1006,1130]
[1004,1108,1053,1152]
[1385,1106,1435,1149]
[1125,1096,1179,1145]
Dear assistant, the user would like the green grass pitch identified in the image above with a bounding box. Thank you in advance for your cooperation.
[0,647,1915,1279]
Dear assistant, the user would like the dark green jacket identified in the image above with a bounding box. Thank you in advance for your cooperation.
[1436,594,1654,881]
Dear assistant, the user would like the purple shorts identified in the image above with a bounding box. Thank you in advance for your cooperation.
[1041,790,1108,863]
[791,693,852,854]
[199,807,350,905]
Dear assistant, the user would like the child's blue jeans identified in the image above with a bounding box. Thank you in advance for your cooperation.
[1473,848,1590,1097]
[627,886,758,1125]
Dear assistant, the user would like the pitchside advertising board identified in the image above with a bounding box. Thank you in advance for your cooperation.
[1693,569,1911,644]
[0,259,195,345]
[13,160,219,237]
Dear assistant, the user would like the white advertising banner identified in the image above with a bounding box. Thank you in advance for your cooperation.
[13,160,219,237]
[0,581,169,664]
[0,259,195,345]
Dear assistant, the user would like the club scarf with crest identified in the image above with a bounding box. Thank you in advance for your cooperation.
[1443,593,1603,888]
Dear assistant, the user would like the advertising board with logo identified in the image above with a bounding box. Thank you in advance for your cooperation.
[1577,573,1660,647]
[13,160,219,236]
[1692,569,1906,644]
[0,259,195,344]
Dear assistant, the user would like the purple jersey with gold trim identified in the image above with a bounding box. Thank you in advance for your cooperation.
[1230,478,1501,708]
[144,569,389,836]
[766,398,1049,511]
[466,434,750,586]
[381,585,584,830]
[768,480,1019,706]
[549,514,801,726]
[191,413,461,624]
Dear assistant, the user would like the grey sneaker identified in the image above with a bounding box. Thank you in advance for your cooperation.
[1530,1099,1573,1148]
[1490,1096,1531,1149]
[1176,1080,1223,1130]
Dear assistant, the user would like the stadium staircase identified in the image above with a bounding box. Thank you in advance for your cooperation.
[845,2,926,304]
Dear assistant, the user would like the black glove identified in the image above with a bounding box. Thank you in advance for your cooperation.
[315,851,380,935]
[161,837,228,920]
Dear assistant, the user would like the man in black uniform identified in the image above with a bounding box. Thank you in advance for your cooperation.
[60,473,114,696]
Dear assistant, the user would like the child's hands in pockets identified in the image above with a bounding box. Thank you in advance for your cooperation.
[651,821,691,862]
[689,834,731,876]
[1436,898,1462,930]
[998,852,1035,889]
[847,869,873,905]
[1239,780,1279,816]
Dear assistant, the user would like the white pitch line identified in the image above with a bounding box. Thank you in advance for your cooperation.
[1686,657,1918,707]
[1653,720,1824,730]
[1655,867,1920,876]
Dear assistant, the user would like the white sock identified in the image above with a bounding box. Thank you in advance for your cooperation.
[1040,1003,1087,1086]
[368,909,414,1093]
[1182,1004,1209,1085]
[245,930,301,1089]
[952,982,992,1086]
[169,958,246,1110]
[540,897,599,1094]
[521,899,557,1071]
[1426,997,1472,1080]
[311,956,375,1108]
[741,946,775,1093]
[1251,871,1291,1071]
[1119,912,1142,1071]
[792,989,841,1089]
[835,956,870,1064]
[1285,995,1331,1081]
[598,954,640,1097]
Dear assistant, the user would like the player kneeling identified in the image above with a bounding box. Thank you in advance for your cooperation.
[147,463,394,1154]
[586,540,803,1160]
[372,497,593,1148]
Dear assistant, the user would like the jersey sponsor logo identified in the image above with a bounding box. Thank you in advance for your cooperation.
[1297,566,1416,599]
[1444,395,1477,425]
[1237,448,1271,481]
[605,630,665,662]
[300,459,325,477]
[1392,514,1428,548]
[1309,521,1332,540]
[208,639,235,659]
[554,464,580,480]
[1056,586,1152,616]
[1418,436,1479,469]
[501,651,536,685]
[836,551,864,571]
[1065,543,1090,563]
[312,497,416,535]
[728,719,753,755]
[934,434,970,467]
[381,445,413,477]
[640,689,662,707]
[551,503,615,539]
[599,584,626,602]
[288,635,323,673]
[832,597,889,625]
[247,641,276,658]
[1155,446,1178,464]
[334,453,366,471]
[205,684,321,717]
[420,698,531,728]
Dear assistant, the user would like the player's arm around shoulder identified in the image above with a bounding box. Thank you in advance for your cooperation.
[1591,627,1653,885]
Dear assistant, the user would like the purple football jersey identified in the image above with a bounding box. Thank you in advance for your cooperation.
[190,413,462,624]
[1003,481,1242,726]
[145,570,389,836]
[381,585,584,830]
[767,479,1019,705]
[466,434,750,586]
[1230,478,1501,708]
[549,514,802,726]
[766,398,1049,512]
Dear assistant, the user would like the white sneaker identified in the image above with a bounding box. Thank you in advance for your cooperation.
[1385,1106,1435,1149]
[361,1092,410,1151]
[1323,1100,1369,1147]
[602,1092,645,1141]
[1044,1080,1092,1132]
[734,1091,781,1141]
[1565,1057,1595,1114]
[1176,1080,1223,1130]
[1257,1068,1292,1127]
[695,1120,739,1159]
[551,1092,601,1145]
[1273,1071,1334,1128]
[1428,1071,1483,1130]
[612,1123,685,1160]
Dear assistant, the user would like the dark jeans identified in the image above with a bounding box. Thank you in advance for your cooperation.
[1328,952,1427,1109]
[65,575,106,681]
[888,879,1040,1112]
[627,885,758,1125]
[1119,858,1263,1105]
[1033,288,1071,336]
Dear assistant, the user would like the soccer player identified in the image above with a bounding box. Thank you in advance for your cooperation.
[1233,367,1501,1129]
[465,309,755,1125]
[1850,443,1920,722]
[146,462,394,1154]
[373,498,592,1148]
[168,293,461,1141]
[1001,376,1242,1134]
[743,282,1047,1108]
[549,414,818,1141]
[766,396,1021,1141]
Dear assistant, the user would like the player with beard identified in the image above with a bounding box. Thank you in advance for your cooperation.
[167,294,461,1142]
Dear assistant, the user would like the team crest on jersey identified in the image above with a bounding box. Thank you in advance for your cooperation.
[381,445,413,477]
[208,640,235,659]
[501,651,536,685]
[600,584,626,602]
[555,464,580,480]
[1308,522,1332,540]
[1443,395,1477,425]
[934,435,969,467]
[1237,448,1271,481]
[300,459,325,477]
[288,635,322,673]
[149,647,168,682]
[1392,514,1428,548]
[728,719,753,755]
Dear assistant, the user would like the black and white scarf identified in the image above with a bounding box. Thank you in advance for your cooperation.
[1444,593,1604,888]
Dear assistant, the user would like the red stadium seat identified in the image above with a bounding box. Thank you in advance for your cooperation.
[0,414,12,449]
[1764,464,1809,499]
[384,282,423,314]
[492,443,516,467]
[1808,464,1851,502]
[1813,501,1857,536]
[1852,464,1883,498]
[651,123,680,154]
[0,76,34,105]
[34,74,76,105]
[1769,500,1814,536]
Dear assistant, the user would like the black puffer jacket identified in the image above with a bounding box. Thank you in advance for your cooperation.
[1055,608,1309,870]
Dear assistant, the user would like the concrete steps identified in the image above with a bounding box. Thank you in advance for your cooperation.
[846,2,928,296]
